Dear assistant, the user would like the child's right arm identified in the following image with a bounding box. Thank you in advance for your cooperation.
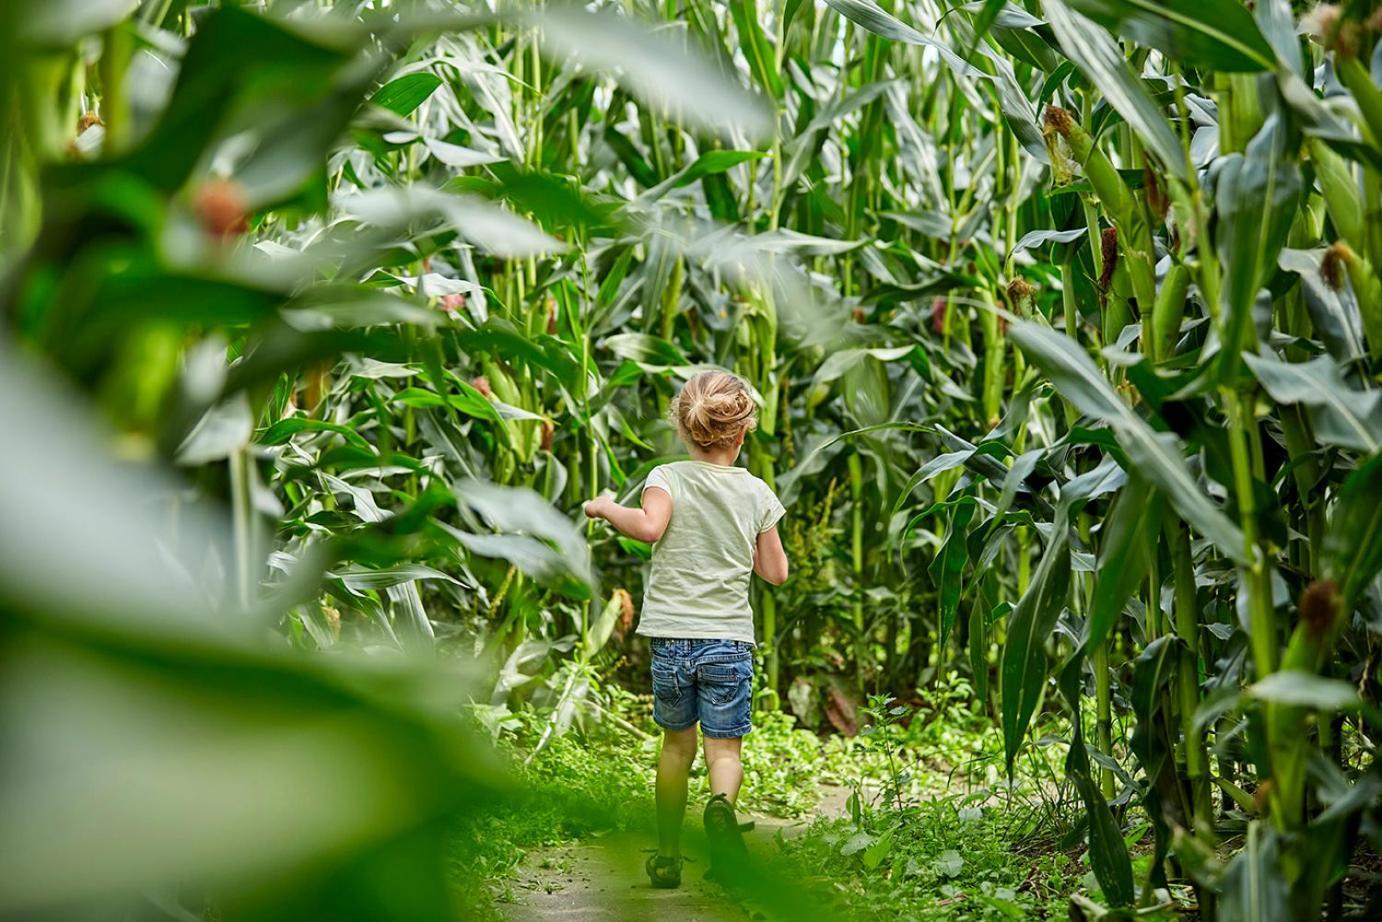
[753,526,789,585]
[583,487,672,544]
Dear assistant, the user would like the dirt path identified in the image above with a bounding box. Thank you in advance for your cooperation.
[499,786,851,921]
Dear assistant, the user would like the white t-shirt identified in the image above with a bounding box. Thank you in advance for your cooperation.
[635,460,785,644]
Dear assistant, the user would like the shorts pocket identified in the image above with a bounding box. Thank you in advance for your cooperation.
[651,662,681,704]
[698,658,751,705]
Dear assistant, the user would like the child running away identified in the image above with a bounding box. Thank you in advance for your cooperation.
[583,370,789,889]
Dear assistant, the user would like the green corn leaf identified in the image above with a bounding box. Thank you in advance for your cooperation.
[781,80,894,189]
[1057,656,1136,907]
[949,20,1049,162]
[748,229,868,256]
[453,480,593,590]
[331,564,465,593]
[962,0,1010,61]
[1252,0,1301,74]
[1273,67,1382,170]
[973,3,1061,71]
[582,592,625,662]
[344,186,567,258]
[1249,671,1365,712]
[174,394,254,465]
[1088,476,1162,646]
[1214,114,1302,358]
[1220,824,1291,922]
[1005,320,1125,422]
[823,0,973,68]
[1043,1,1188,180]
[393,385,501,424]
[370,72,442,116]
[530,5,772,141]
[1242,353,1382,453]
[127,7,359,194]
[969,599,990,701]
[1065,0,1275,72]
[1336,56,1382,162]
[456,321,583,392]
[823,0,1046,161]
[471,164,623,236]
[988,448,1044,529]
[1308,140,1365,256]
[601,333,689,367]
[1323,455,1382,608]
[1061,455,1128,509]
[1010,227,1086,260]
[929,496,978,648]
[443,528,591,600]
[701,168,741,223]
[783,0,809,32]
[1007,318,1248,563]
[18,0,138,47]
[1129,635,1178,766]
[641,150,767,201]
[1278,248,1368,363]
[729,0,784,98]
[809,346,916,392]
[602,125,660,187]
[1001,508,1072,774]
[258,416,376,452]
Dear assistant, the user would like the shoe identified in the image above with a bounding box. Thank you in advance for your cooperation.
[645,853,683,889]
[703,793,749,878]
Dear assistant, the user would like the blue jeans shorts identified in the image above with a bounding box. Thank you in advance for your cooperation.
[650,638,753,738]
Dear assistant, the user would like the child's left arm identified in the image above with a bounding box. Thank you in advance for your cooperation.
[583,488,672,544]
[754,526,789,585]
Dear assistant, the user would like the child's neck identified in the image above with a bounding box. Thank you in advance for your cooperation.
[690,445,741,467]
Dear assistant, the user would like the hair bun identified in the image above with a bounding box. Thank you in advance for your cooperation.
[672,371,758,450]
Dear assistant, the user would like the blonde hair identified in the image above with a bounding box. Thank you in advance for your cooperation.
[671,371,758,450]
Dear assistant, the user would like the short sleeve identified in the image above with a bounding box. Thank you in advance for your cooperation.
[643,465,675,503]
[758,483,785,534]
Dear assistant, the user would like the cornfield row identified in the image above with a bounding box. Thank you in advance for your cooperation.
[2,0,1381,918]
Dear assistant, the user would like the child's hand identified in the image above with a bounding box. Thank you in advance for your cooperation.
[582,496,611,519]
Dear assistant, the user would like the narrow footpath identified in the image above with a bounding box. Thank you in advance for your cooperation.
[500,786,851,921]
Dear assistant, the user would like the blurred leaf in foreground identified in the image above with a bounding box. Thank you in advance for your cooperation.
[0,348,506,919]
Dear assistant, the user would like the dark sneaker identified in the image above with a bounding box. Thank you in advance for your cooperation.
[645,853,683,889]
[703,793,750,878]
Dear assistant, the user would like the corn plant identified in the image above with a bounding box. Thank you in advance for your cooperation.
[844,0,1382,917]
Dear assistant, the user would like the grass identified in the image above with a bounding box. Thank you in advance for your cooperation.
[762,689,1100,920]
[774,799,1082,921]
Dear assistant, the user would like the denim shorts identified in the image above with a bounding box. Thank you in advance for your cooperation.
[649,638,753,738]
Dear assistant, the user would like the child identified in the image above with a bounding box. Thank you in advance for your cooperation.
[583,370,789,888]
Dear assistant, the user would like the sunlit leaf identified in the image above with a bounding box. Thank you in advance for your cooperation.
[1044,1,1188,179]
[528,6,772,141]
[342,186,568,258]
[1065,0,1275,72]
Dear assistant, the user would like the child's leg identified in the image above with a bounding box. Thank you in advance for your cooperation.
[655,725,698,857]
[702,735,743,803]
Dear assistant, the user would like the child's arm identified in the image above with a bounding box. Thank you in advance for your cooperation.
[583,487,672,544]
[753,526,789,585]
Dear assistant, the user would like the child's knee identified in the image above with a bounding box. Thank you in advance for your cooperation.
[662,727,698,761]
[702,736,742,765]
